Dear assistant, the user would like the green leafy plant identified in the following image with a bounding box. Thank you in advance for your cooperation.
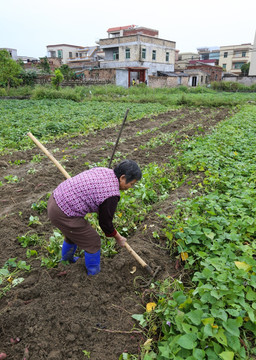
[26,249,38,258]
[8,159,26,165]
[51,69,64,90]
[0,258,30,298]
[138,105,256,359]
[31,154,43,163]
[119,353,138,359]
[31,199,48,214]
[28,215,42,226]
[4,174,19,183]
[41,230,63,268]
[82,349,91,358]
[17,233,42,247]
[27,168,37,174]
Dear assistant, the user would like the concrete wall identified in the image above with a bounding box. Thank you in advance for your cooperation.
[222,76,256,85]
[148,75,188,88]
[82,68,116,83]
[116,69,129,87]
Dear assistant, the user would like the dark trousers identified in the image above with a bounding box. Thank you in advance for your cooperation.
[47,194,101,253]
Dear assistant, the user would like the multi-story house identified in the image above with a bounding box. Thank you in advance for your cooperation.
[0,48,18,60]
[175,52,200,71]
[67,46,103,70]
[46,44,84,64]
[219,43,252,75]
[98,25,176,86]
[197,47,220,64]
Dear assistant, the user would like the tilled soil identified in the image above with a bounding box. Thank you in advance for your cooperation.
[0,106,232,359]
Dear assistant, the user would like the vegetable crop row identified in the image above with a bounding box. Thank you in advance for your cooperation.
[136,106,256,359]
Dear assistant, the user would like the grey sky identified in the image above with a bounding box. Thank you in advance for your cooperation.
[1,0,255,58]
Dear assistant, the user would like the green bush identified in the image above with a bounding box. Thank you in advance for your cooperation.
[211,81,256,93]
[0,88,7,96]
[20,70,38,86]
[7,86,33,96]
[31,86,81,102]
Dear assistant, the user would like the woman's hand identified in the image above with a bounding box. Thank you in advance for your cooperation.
[114,232,127,247]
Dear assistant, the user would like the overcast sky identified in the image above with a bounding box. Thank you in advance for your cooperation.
[1,0,255,58]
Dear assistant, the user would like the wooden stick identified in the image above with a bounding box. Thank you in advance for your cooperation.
[108,108,129,168]
[124,242,154,275]
[27,132,71,179]
[93,327,141,334]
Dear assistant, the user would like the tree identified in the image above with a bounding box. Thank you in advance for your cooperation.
[20,69,38,86]
[241,62,250,76]
[51,69,64,90]
[38,57,51,74]
[59,64,76,81]
[0,49,23,91]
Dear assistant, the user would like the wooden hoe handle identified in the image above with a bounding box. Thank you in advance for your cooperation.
[124,242,154,275]
[27,132,71,179]
[27,132,154,275]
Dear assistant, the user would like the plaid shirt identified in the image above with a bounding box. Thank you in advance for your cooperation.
[53,167,120,217]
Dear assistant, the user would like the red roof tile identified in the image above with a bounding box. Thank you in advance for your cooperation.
[107,25,136,32]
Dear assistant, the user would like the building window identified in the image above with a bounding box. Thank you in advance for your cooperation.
[76,53,78,57]
[125,48,130,59]
[223,64,226,70]
[142,48,146,59]
[79,53,82,58]
[152,50,156,60]
[57,50,63,59]
[69,52,72,58]
[113,50,119,60]
[224,52,228,58]
[166,52,169,62]
[242,51,246,57]
[50,51,56,58]
[202,53,209,60]
[233,62,245,69]
[201,76,203,83]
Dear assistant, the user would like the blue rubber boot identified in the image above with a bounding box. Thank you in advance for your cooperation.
[61,240,79,263]
[84,250,101,275]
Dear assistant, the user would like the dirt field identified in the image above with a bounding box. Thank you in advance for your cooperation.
[0,107,231,359]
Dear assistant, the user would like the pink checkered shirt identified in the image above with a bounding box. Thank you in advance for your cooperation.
[53,167,120,217]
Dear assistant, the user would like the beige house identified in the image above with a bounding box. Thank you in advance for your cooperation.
[47,44,84,64]
[67,46,103,70]
[99,25,176,84]
[175,52,199,70]
[219,43,252,75]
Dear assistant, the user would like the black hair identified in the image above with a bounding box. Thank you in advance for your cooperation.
[114,160,142,183]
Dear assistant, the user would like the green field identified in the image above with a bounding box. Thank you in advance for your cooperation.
[1,86,256,359]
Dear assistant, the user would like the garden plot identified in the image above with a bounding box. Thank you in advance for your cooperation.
[0,106,235,359]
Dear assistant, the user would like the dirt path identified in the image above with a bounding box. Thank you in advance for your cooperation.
[0,107,231,359]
